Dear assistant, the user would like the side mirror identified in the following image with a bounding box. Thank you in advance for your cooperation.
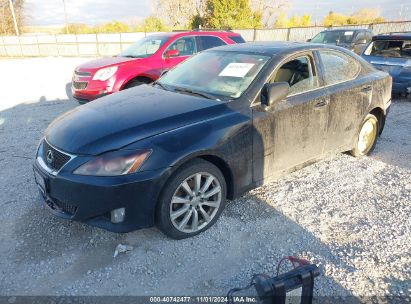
[164,49,180,58]
[335,39,340,45]
[306,38,311,42]
[262,82,289,108]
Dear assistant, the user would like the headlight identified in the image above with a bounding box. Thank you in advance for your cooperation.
[92,66,118,81]
[73,149,151,176]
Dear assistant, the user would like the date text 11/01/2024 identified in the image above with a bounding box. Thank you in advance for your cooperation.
[149,296,257,303]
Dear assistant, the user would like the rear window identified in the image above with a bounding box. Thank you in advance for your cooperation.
[364,40,411,58]
[319,51,361,85]
[229,35,246,44]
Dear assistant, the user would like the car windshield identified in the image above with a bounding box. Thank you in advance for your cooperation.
[119,35,169,58]
[311,30,355,44]
[364,40,411,58]
[157,51,270,100]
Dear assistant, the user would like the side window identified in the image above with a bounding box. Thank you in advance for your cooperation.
[355,32,365,43]
[167,37,197,56]
[197,36,226,51]
[319,51,361,85]
[229,35,246,43]
[273,55,319,95]
[365,32,373,42]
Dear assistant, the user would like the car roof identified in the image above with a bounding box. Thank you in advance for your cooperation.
[208,41,344,56]
[373,33,411,40]
[319,28,369,32]
[147,30,240,39]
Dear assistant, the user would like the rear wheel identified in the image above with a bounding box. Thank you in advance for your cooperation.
[156,159,226,239]
[350,114,379,157]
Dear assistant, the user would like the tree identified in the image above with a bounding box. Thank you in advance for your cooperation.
[348,8,385,24]
[203,0,262,29]
[0,0,24,35]
[301,14,311,27]
[274,11,288,28]
[323,11,348,26]
[323,8,384,27]
[154,0,197,28]
[142,16,168,32]
[249,0,289,28]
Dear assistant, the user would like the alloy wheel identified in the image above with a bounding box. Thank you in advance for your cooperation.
[169,172,222,233]
[357,116,378,155]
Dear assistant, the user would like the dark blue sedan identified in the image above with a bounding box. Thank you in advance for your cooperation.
[362,33,411,97]
[34,42,392,239]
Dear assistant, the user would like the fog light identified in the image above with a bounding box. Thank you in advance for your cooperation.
[111,208,125,223]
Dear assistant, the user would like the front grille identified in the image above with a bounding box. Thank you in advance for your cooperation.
[75,70,91,77]
[46,197,78,216]
[42,140,71,171]
[72,81,88,90]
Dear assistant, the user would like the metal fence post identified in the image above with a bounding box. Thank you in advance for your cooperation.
[36,35,40,56]
[55,35,60,57]
[96,33,100,56]
[286,28,291,41]
[76,34,80,56]
[253,28,257,42]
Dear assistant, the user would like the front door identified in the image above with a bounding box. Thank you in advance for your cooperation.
[162,36,197,73]
[252,53,330,183]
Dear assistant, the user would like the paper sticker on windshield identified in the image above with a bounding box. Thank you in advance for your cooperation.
[344,31,354,36]
[219,63,255,77]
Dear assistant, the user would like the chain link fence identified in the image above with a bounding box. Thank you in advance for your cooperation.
[1,21,410,57]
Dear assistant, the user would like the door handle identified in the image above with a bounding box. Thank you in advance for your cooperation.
[314,100,329,108]
[361,86,372,93]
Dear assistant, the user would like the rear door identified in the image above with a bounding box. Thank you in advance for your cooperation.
[196,35,227,52]
[317,50,371,153]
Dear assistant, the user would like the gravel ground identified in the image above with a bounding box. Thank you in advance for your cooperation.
[0,58,410,298]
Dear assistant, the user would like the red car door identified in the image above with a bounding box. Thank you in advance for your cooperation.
[162,36,197,73]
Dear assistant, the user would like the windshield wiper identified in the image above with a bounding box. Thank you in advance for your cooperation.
[153,81,169,91]
[173,87,217,100]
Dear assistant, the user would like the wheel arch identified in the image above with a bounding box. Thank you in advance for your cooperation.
[121,75,154,90]
[369,107,385,135]
[161,152,235,201]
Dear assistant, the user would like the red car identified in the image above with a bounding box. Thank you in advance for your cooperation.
[71,30,245,102]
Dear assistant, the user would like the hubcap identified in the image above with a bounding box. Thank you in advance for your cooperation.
[170,172,222,233]
[357,117,377,154]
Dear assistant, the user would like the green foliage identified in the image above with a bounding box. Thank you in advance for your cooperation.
[323,9,385,27]
[274,13,312,28]
[203,0,262,29]
[141,16,168,32]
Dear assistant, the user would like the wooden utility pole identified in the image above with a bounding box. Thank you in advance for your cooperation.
[8,0,19,36]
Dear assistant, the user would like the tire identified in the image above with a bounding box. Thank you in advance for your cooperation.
[156,159,227,239]
[350,113,379,157]
[124,78,151,89]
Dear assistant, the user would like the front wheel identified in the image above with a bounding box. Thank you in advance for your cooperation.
[350,113,379,157]
[156,159,227,239]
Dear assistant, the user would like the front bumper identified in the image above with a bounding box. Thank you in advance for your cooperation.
[72,86,110,103]
[33,157,171,233]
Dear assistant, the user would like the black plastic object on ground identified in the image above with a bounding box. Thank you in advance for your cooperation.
[254,264,320,304]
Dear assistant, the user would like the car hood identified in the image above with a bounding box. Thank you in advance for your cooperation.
[76,56,138,71]
[45,85,228,155]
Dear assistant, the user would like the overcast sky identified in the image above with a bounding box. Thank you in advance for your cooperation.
[24,0,410,26]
